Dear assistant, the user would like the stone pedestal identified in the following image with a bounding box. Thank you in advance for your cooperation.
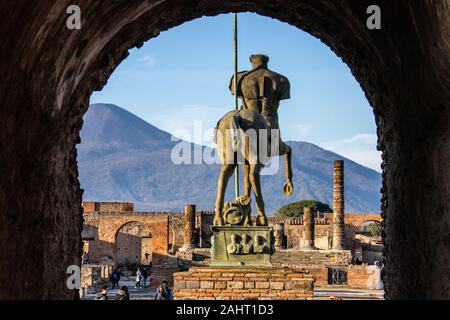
[210,226,274,267]
[173,198,316,300]
[173,267,315,300]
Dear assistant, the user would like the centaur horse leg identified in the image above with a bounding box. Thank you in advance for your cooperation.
[242,163,251,197]
[249,163,268,226]
[214,163,237,226]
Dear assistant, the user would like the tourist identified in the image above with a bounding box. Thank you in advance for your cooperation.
[380,261,386,290]
[116,268,124,286]
[135,268,142,288]
[162,280,173,300]
[115,286,130,300]
[154,285,168,300]
[111,270,120,289]
[95,286,109,300]
[141,268,148,288]
[82,252,89,264]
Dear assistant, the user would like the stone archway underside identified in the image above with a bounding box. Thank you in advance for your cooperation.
[0,0,449,299]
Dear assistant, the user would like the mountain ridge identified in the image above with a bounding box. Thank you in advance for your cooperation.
[78,103,381,213]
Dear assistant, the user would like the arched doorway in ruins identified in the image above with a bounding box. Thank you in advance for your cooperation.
[114,222,153,268]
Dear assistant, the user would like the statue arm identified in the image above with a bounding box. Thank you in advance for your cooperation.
[229,71,249,96]
[279,77,291,100]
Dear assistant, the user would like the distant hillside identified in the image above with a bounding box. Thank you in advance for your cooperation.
[77,104,381,213]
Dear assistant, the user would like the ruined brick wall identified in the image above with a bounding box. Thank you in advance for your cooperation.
[347,265,373,289]
[272,250,352,268]
[284,223,331,250]
[198,212,215,248]
[268,213,380,251]
[174,267,315,300]
[306,267,328,287]
[82,211,170,264]
[82,201,134,213]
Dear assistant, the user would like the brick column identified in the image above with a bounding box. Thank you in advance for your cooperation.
[274,223,286,249]
[332,160,345,250]
[303,207,315,250]
[183,204,196,249]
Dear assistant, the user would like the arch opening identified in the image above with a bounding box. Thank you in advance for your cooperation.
[0,1,449,300]
[114,221,153,269]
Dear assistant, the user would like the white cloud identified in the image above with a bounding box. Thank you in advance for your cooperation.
[138,54,157,68]
[297,124,312,136]
[322,134,382,172]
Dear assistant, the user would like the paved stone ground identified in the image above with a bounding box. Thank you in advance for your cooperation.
[82,277,157,300]
[82,278,384,301]
[313,288,385,300]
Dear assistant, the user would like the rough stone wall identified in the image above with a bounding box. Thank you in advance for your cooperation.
[284,224,330,250]
[82,212,169,265]
[168,213,184,253]
[174,267,315,300]
[0,0,448,299]
[305,267,329,288]
[347,265,375,289]
[272,250,352,267]
[82,201,134,213]
[198,212,215,248]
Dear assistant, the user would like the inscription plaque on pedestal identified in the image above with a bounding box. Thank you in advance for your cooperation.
[210,226,274,267]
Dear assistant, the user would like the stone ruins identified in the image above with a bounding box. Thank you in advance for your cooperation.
[81,161,383,298]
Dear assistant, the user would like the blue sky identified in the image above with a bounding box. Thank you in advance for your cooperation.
[90,13,381,172]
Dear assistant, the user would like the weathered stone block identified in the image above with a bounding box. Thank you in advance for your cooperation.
[200,281,214,289]
[270,282,285,290]
[227,281,244,289]
[255,281,270,289]
[174,280,186,290]
[186,280,200,289]
[174,267,314,300]
[214,281,227,289]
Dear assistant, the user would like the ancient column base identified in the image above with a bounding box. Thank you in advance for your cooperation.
[173,267,315,300]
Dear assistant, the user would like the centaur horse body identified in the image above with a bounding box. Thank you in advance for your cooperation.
[213,54,295,226]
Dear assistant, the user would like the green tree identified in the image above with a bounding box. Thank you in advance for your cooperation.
[365,222,382,237]
[276,200,332,218]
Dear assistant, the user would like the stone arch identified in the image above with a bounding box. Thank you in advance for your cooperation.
[114,221,153,268]
[0,1,449,299]
[356,220,382,236]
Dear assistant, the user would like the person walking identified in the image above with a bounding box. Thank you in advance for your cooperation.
[141,268,148,288]
[116,268,124,287]
[135,268,142,289]
[111,270,119,289]
[82,252,89,265]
